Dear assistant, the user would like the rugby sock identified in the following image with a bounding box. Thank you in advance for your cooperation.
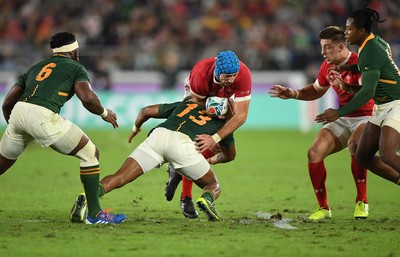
[80,165,102,218]
[201,191,214,203]
[308,161,329,209]
[181,176,193,199]
[351,156,368,203]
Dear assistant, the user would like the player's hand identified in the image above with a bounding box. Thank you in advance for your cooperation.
[102,109,118,128]
[128,127,142,143]
[269,85,295,99]
[218,98,236,120]
[194,134,216,152]
[329,70,346,90]
[315,108,339,124]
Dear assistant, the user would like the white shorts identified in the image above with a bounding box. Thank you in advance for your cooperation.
[323,116,370,147]
[0,102,82,159]
[370,100,400,134]
[129,127,210,180]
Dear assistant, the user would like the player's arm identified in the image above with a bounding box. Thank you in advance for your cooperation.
[315,70,379,123]
[2,85,24,123]
[330,70,361,94]
[195,99,249,152]
[128,104,161,143]
[74,81,118,128]
[269,83,326,100]
[207,143,236,165]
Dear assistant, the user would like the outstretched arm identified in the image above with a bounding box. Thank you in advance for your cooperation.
[2,85,23,123]
[269,84,326,101]
[74,81,118,128]
[128,104,160,143]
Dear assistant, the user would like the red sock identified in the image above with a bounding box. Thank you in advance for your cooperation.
[181,177,193,199]
[351,155,368,203]
[308,161,329,209]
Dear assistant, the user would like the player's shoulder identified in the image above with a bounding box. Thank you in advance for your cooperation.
[348,52,359,64]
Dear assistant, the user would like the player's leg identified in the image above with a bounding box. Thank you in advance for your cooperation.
[165,165,182,201]
[347,122,369,219]
[178,148,216,218]
[0,105,34,175]
[50,123,125,224]
[193,169,222,221]
[356,123,400,182]
[307,125,345,220]
[0,131,27,175]
[178,162,222,221]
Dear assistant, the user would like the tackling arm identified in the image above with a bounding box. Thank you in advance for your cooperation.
[195,99,249,152]
[2,85,24,123]
[208,143,236,165]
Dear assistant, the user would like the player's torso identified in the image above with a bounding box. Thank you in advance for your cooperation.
[320,53,373,117]
[18,56,88,113]
[360,36,400,104]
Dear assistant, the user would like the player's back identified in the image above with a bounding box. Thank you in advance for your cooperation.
[16,55,89,113]
[157,101,227,141]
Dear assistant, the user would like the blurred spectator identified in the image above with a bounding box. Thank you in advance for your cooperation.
[0,0,398,87]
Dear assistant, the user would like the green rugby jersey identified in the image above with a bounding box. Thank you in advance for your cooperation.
[15,55,90,113]
[155,101,234,146]
[358,34,400,104]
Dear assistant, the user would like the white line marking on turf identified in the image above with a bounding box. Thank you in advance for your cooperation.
[255,211,297,230]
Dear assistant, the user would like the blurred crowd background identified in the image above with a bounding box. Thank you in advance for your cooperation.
[0,0,399,90]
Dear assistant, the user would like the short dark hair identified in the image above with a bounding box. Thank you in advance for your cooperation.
[319,26,346,44]
[349,7,385,34]
[49,32,76,49]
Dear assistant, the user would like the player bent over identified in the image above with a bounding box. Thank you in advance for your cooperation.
[71,98,236,221]
[0,32,125,225]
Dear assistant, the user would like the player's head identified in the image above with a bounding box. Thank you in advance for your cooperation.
[318,26,347,65]
[214,50,240,87]
[50,32,80,61]
[345,7,385,46]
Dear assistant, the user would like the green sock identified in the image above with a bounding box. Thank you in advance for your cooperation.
[80,166,102,218]
[202,191,214,203]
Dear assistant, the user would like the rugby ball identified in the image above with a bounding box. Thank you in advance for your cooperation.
[206,96,228,116]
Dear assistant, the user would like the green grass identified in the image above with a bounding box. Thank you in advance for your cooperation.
[0,129,399,257]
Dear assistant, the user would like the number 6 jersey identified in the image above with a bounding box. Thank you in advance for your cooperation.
[15,55,90,113]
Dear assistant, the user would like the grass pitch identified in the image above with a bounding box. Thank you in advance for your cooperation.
[0,129,399,257]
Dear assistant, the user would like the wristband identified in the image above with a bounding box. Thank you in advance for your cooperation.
[292,90,299,99]
[100,108,108,118]
[132,125,139,133]
[211,133,221,143]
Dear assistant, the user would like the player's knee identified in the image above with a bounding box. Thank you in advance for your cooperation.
[307,147,323,162]
[74,140,99,167]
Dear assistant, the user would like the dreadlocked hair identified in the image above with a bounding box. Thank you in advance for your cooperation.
[349,7,386,35]
[49,32,76,49]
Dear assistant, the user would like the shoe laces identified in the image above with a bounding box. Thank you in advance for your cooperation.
[98,208,116,221]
